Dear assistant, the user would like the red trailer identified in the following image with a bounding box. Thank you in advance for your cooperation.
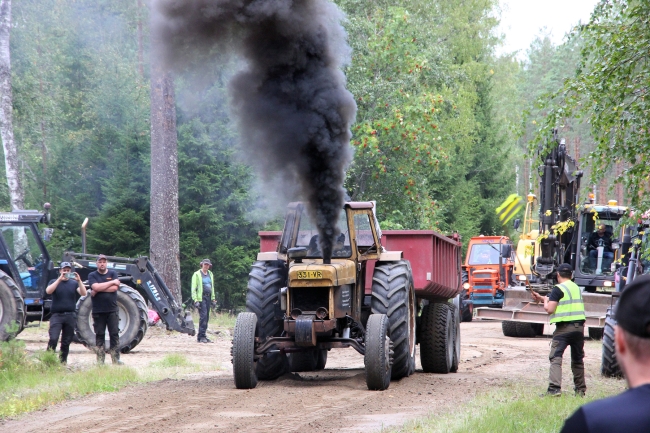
[234,203,463,391]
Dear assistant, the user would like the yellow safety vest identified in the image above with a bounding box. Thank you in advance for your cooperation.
[549,280,586,324]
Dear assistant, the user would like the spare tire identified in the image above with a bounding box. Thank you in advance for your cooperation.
[0,270,25,341]
[75,285,148,353]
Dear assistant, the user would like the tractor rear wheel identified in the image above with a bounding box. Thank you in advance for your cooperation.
[420,302,454,374]
[502,320,518,337]
[601,307,621,377]
[233,312,258,389]
[0,271,25,341]
[246,260,288,380]
[288,350,318,372]
[75,285,148,353]
[371,261,416,379]
[365,313,392,390]
[460,290,473,323]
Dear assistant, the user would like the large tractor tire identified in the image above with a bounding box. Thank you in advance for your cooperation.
[288,349,327,372]
[601,307,622,377]
[371,261,416,379]
[502,320,518,337]
[0,271,25,341]
[75,285,148,353]
[460,291,473,323]
[365,313,392,391]
[246,260,288,380]
[233,312,258,389]
[420,302,454,374]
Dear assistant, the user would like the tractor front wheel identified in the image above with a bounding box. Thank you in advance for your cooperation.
[365,313,392,391]
[0,271,25,341]
[232,312,259,389]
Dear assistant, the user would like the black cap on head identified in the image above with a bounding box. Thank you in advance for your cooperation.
[617,274,650,339]
[60,261,72,269]
[557,263,573,276]
[97,254,107,261]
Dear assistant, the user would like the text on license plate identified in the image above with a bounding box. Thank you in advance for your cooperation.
[297,271,323,279]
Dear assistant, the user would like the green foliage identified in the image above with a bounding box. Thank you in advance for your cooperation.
[534,0,650,209]
[152,353,190,368]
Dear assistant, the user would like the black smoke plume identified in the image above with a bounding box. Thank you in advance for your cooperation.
[152,0,356,262]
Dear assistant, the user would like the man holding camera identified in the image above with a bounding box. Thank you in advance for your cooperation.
[531,263,587,396]
[88,254,123,365]
[45,261,87,364]
[191,259,215,343]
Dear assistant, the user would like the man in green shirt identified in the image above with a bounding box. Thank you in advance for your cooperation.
[532,263,587,396]
[191,259,215,343]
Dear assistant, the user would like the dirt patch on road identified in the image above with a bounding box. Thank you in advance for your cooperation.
[2,321,605,432]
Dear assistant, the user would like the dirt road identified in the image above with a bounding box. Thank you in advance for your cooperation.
[3,321,606,432]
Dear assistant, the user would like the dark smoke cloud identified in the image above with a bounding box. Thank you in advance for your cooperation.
[152,0,356,262]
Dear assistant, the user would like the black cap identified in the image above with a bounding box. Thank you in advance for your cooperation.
[617,274,650,339]
[97,254,107,260]
[200,259,212,266]
[60,261,72,269]
[557,263,573,275]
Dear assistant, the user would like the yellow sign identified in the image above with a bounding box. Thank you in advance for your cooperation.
[297,271,323,279]
[496,194,524,225]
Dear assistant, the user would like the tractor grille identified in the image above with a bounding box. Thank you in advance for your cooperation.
[473,273,493,279]
[291,287,329,313]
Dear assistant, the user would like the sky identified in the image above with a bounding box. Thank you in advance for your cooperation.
[497,0,600,58]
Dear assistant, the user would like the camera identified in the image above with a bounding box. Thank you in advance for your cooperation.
[66,272,76,279]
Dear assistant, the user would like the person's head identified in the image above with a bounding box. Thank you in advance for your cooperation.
[200,259,212,271]
[556,263,573,282]
[97,254,107,272]
[59,261,72,280]
[614,274,650,387]
[597,224,606,235]
[480,250,490,259]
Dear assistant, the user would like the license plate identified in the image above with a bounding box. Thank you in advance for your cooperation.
[297,271,323,279]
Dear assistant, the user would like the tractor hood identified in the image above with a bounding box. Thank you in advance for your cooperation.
[289,260,356,287]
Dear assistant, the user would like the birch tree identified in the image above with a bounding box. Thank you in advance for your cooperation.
[0,0,24,211]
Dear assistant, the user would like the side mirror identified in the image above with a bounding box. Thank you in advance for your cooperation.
[42,228,54,242]
[611,238,620,250]
[288,247,307,263]
[513,218,521,230]
[501,244,512,258]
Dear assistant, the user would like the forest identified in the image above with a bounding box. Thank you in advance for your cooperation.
[1,0,647,307]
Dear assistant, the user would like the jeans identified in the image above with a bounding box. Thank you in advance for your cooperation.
[589,250,614,270]
[93,311,120,352]
[198,290,212,340]
[548,322,586,393]
[47,312,76,362]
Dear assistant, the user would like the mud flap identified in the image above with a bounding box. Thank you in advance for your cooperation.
[295,315,316,347]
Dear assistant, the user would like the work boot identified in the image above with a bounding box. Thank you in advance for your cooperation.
[96,349,105,365]
[59,354,68,365]
[111,351,124,365]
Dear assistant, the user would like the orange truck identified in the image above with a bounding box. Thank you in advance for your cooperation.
[460,236,514,321]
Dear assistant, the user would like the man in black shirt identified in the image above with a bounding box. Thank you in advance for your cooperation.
[560,274,650,432]
[587,224,614,271]
[45,261,87,364]
[87,254,122,365]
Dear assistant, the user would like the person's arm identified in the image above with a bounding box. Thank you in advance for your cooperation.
[191,272,199,301]
[45,276,63,295]
[542,297,559,314]
[74,272,87,296]
[90,272,120,296]
[210,271,216,302]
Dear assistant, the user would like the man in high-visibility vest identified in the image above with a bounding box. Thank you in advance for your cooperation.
[531,263,587,396]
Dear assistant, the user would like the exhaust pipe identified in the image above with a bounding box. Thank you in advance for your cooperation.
[81,218,89,254]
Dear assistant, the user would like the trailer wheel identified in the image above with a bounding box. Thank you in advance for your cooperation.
[371,261,416,379]
[515,322,537,338]
[420,302,454,374]
[502,320,518,337]
[316,349,328,370]
[0,271,25,341]
[601,307,622,377]
[246,260,288,380]
[232,312,258,389]
[365,313,392,391]
[75,285,148,353]
[450,303,461,373]
[588,327,604,340]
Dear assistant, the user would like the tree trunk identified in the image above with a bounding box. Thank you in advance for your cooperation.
[149,60,181,303]
[0,0,24,211]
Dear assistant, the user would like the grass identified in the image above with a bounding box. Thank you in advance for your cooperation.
[187,310,237,329]
[393,376,627,433]
[0,339,202,418]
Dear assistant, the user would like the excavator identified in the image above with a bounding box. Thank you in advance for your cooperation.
[476,130,630,339]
